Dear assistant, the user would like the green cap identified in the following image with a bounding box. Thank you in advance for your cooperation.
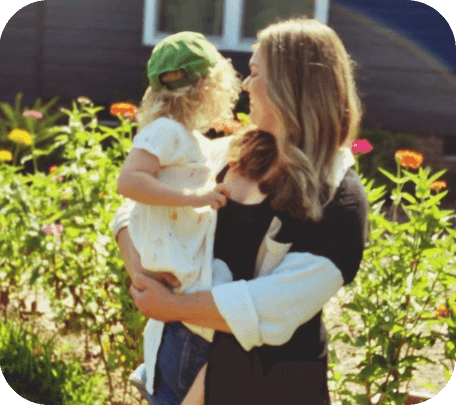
[147,31,222,91]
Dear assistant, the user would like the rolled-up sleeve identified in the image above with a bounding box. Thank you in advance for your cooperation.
[111,199,135,241]
[211,252,344,351]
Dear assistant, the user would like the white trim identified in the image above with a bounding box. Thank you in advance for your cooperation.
[143,0,330,52]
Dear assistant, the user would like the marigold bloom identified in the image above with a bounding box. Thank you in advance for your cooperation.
[211,118,243,133]
[350,139,373,155]
[8,128,33,146]
[0,150,13,162]
[394,150,423,169]
[22,110,43,120]
[110,102,138,119]
[430,181,447,191]
[436,304,448,319]
[49,165,58,174]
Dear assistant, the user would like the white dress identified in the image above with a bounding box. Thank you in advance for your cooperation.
[127,117,220,394]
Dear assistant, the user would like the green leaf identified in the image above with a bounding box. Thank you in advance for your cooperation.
[378,168,399,183]
[428,169,448,185]
[425,191,448,208]
[0,102,19,126]
[400,192,416,204]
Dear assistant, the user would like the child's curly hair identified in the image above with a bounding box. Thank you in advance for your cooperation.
[137,58,241,133]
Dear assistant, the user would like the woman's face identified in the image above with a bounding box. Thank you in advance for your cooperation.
[242,46,281,137]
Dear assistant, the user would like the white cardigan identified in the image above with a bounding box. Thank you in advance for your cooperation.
[112,136,355,353]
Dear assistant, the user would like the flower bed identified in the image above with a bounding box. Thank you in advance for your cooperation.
[0,97,455,404]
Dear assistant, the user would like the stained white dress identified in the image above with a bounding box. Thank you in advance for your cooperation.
[126,117,219,394]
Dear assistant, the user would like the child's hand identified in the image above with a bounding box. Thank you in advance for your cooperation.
[193,185,231,210]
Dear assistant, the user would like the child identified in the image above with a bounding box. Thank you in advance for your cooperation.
[116,31,241,403]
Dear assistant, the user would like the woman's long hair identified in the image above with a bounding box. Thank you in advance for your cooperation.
[257,18,362,222]
[137,58,241,133]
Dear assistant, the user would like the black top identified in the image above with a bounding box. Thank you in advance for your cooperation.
[205,167,368,405]
[213,166,275,281]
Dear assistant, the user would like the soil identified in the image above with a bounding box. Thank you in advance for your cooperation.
[3,285,451,405]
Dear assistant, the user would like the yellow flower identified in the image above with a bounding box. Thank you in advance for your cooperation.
[102,340,112,354]
[120,355,126,363]
[430,181,447,191]
[394,150,423,170]
[0,150,13,162]
[8,128,33,146]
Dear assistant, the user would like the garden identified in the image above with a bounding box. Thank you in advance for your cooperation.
[0,94,455,405]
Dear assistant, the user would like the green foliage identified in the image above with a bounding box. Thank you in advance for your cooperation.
[0,93,65,172]
[1,96,455,403]
[0,100,145,398]
[357,128,416,195]
[328,160,456,404]
[0,319,107,405]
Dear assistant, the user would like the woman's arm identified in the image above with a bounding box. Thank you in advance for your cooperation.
[130,273,231,332]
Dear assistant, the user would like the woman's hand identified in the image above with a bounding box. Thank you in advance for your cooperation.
[129,273,180,322]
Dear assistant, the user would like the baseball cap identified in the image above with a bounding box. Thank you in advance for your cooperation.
[147,31,222,91]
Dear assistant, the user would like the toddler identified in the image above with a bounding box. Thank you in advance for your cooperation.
[116,31,241,403]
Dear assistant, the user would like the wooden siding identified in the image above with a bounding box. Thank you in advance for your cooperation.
[0,0,454,135]
[0,2,42,105]
[40,0,150,102]
[328,2,455,134]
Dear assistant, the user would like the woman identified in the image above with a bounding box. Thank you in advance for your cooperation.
[116,17,368,404]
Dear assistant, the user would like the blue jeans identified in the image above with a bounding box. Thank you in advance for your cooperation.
[147,322,211,405]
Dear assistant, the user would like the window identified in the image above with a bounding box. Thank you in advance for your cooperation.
[143,0,330,51]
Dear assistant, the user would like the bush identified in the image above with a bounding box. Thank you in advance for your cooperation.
[0,319,108,405]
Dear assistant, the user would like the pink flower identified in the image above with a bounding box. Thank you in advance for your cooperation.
[350,139,373,155]
[22,110,44,120]
[42,224,64,236]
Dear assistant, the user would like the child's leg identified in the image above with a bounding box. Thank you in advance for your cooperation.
[181,363,207,405]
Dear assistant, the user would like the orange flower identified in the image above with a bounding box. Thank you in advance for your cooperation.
[170,212,178,220]
[394,150,423,169]
[110,102,138,119]
[49,165,58,174]
[32,347,44,357]
[436,304,448,319]
[430,181,447,191]
[211,118,243,134]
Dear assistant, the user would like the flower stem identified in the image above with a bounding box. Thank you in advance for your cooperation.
[13,144,20,167]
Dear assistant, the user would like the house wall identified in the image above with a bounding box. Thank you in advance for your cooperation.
[0,1,43,106]
[327,2,455,199]
[1,2,455,160]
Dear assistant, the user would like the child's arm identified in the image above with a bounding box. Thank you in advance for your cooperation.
[117,149,229,209]
[181,363,207,405]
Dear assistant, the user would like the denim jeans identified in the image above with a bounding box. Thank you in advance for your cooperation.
[147,322,211,405]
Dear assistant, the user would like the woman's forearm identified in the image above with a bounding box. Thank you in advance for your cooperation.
[176,291,232,333]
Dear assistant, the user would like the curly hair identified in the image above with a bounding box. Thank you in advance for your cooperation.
[137,58,241,133]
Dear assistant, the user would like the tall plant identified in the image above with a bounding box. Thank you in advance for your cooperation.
[328,147,456,405]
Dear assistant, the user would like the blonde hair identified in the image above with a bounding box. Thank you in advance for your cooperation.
[137,58,241,133]
[257,18,362,222]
